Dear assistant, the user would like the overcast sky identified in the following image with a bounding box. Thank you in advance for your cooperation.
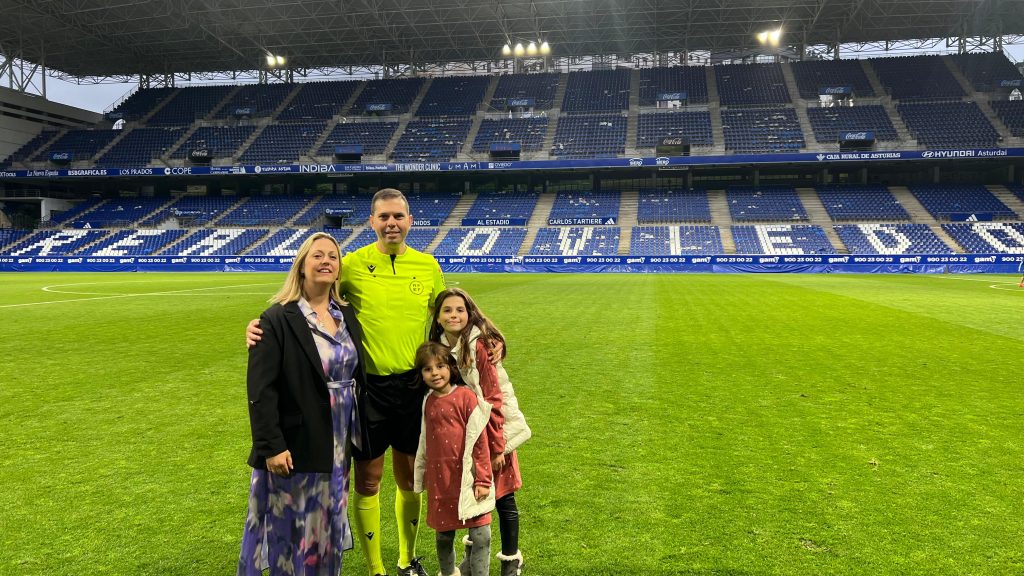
[39,43,1024,114]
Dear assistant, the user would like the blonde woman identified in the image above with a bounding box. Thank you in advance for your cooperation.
[239,232,369,576]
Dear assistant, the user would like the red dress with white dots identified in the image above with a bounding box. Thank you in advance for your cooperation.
[423,385,493,532]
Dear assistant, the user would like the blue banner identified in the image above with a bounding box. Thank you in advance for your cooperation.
[9,254,1022,273]
[460,218,528,226]
[507,98,535,108]
[840,131,875,142]
[547,217,617,225]
[335,145,363,154]
[366,103,393,112]
[949,213,994,222]
[819,86,854,95]
[234,107,254,117]
[489,142,522,153]
[1,147,1022,180]
[999,79,1022,88]
[49,151,72,163]
[657,92,688,101]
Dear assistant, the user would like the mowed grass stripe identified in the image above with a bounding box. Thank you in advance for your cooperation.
[1,273,1022,575]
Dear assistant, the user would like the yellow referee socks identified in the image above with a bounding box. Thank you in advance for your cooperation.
[353,491,386,576]
[395,487,422,568]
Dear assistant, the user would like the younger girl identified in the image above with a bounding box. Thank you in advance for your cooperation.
[430,288,531,576]
[413,342,494,576]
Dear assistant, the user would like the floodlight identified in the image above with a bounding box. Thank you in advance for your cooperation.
[276,55,286,66]
[502,43,512,57]
[539,41,551,55]
[526,41,538,56]
[514,42,525,57]
[266,54,276,66]
[756,31,769,45]
[768,28,782,46]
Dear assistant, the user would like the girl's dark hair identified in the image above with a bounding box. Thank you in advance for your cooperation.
[429,287,506,371]
[413,341,465,388]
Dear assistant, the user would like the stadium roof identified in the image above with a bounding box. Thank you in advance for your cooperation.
[1,0,1023,79]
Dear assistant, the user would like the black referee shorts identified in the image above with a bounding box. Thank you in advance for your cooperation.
[353,369,425,461]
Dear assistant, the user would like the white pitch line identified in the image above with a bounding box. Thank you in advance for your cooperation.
[0,282,276,309]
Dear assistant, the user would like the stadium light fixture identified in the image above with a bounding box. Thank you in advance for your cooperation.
[539,41,551,56]
[265,53,276,66]
[502,43,512,57]
[756,27,783,47]
[276,55,286,66]
[526,41,538,56]
[513,42,525,57]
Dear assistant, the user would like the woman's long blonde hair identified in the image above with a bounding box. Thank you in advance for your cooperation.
[269,232,342,305]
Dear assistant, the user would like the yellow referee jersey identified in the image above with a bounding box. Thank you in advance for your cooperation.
[340,242,446,376]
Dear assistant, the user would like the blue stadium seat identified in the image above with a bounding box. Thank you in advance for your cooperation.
[528,226,620,255]
[834,223,954,254]
[732,224,835,254]
[637,189,711,223]
[942,222,1024,253]
[726,187,808,221]
[815,185,909,221]
[630,225,722,254]
[434,227,528,255]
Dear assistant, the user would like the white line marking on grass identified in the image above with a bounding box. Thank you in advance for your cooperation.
[1,282,277,308]
[932,275,1024,292]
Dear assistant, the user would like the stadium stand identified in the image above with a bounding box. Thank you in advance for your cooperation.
[629,225,723,254]
[490,72,561,110]
[715,63,790,106]
[547,190,621,222]
[1008,184,1024,203]
[949,52,1023,92]
[636,188,711,223]
[248,228,309,254]
[433,227,528,255]
[990,100,1024,137]
[0,228,29,249]
[909,184,1016,220]
[805,105,898,143]
[165,228,268,256]
[146,85,237,126]
[7,229,110,256]
[416,75,490,117]
[218,196,313,226]
[293,194,372,226]
[942,222,1024,253]
[390,117,473,162]
[815,185,910,221]
[107,87,176,122]
[636,111,714,148]
[561,69,631,113]
[317,121,399,157]
[471,117,549,153]
[171,126,257,161]
[142,196,239,226]
[46,197,106,226]
[732,224,836,254]
[529,226,620,255]
[2,130,58,166]
[33,129,120,163]
[896,101,999,148]
[214,83,295,119]
[790,60,876,99]
[343,227,440,251]
[726,186,808,221]
[721,108,804,153]
[350,77,425,115]
[869,55,964,100]
[405,192,462,222]
[638,66,709,105]
[833,223,954,254]
[240,122,327,164]
[278,80,360,121]
[88,229,190,255]
[464,191,539,220]
[96,127,185,167]
[550,113,627,158]
[67,198,171,228]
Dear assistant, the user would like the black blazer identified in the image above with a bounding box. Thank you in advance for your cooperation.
[246,300,368,473]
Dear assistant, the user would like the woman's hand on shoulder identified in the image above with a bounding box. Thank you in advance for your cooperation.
[246,319,263,349]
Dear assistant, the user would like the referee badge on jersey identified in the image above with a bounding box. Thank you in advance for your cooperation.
[409,279,424,294]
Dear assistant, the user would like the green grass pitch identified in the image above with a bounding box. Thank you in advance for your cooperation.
[1,272,1023,575]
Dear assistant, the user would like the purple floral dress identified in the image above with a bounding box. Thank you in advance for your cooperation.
[238,299,358,576]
